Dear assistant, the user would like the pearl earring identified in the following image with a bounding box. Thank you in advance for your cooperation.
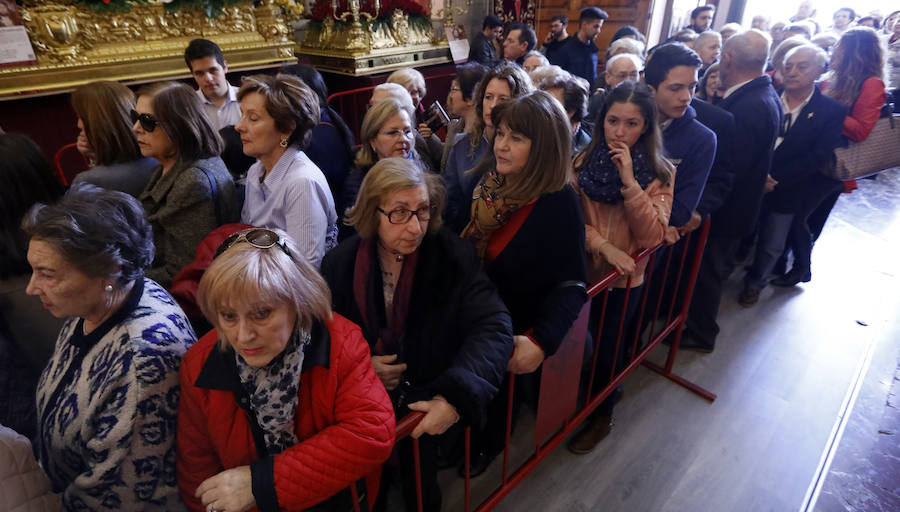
[280,138,289,147]
[105,284,113,292]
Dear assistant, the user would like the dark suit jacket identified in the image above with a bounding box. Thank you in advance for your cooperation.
[468,32,496,66]
[766,87,846,213]
[711,75,782,237]
[691,97,737,219]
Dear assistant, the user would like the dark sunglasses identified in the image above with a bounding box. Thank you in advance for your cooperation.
[214,228,293,260]
[130,109,162,132]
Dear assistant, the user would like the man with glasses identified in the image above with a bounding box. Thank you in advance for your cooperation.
[542,15,570,63]
[184,39,240,132]
[582,53,643,133]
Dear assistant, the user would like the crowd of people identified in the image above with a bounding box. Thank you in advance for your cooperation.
[0,2,896,509]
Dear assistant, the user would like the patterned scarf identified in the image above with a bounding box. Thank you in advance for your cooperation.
[462,169,530,258]
[578,141,657,204]
[235,329,309,455]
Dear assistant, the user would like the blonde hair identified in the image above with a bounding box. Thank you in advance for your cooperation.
[344,157,445,239]
[355,98,416,168]
[386,68,426,103]
[197,229,332,350]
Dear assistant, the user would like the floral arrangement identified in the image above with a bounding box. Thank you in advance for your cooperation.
[308,0,429,22]
[72,0,302,18]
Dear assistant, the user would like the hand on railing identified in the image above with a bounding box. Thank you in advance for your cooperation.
[407,396,459,438]
[507,335,545,374]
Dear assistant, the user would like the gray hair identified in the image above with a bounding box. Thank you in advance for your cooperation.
[523,51,549,66]
[606,53,644,72]
[723,28,771,74]
[22,183,154,285]
[607,38,646,58]
[371,82,416,119]
[784,43,827,70]
[694,31,722,48]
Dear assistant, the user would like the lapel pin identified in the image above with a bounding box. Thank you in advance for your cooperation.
[807,112,814,119]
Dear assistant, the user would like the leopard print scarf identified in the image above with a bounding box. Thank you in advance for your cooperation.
[235,329,310,454]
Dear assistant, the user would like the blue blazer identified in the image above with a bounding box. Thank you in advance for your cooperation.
[711,75,782,237]
[691,97,737,220]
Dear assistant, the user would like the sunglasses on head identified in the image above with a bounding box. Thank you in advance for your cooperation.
[130,109,162,132]
[214,228,293,260]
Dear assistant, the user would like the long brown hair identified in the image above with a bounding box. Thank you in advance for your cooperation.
[825,27,884,107]
[469,63,534,153]
[71,81,143,166]
[471,91,571,200]
[136,82,224,171]
[577,81,672,186]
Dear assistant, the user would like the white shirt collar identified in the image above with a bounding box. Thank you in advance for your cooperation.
[723,78,754,99]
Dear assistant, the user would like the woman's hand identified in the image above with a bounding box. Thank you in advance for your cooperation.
[76,130,94,160]
[418,123,433,139]
[196,466,255,512]
[507,335,545,374]
[371,354,407,390]
[608,141,637,188]
[600,244,636,275]
[408,396,459,438]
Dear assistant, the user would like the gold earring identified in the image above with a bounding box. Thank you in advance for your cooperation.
[280,138,289,147]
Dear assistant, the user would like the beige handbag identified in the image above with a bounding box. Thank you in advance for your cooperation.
[828,113,900,180]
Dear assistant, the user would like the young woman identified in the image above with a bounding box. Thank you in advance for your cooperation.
[444,64,533,233]
[568,81,674,454]
[462,90,588,475]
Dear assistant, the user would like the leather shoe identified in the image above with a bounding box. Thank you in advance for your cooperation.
[677,332,714,353]
[568,414,613,454]
[737,287,760,307]
[459,448,499,478]
[770,268,811,287]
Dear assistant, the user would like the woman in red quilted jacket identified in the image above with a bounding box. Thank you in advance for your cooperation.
[176,227,395,512]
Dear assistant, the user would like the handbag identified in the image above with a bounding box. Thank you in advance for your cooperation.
[828,112,900,180]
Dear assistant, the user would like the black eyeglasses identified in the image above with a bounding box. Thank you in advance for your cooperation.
[214,228,293,260]
[377,206,435,225]
[130,109,162,132]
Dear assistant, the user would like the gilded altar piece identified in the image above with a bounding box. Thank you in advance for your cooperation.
[1,0,302,98]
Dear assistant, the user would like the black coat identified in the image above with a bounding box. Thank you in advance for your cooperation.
[766,88,846,213]
[692,97,737,219]
[321,228,514,426]
[484,185,588,357]
[710,75,782,237]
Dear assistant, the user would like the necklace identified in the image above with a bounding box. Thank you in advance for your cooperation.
[377,241,404,263]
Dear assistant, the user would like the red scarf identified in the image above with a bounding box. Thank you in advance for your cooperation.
[352,237,419,356]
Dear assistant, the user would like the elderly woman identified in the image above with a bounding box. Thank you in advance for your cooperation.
[135,81,237,288]
[24,184,195,510]
[339,97,420,239]
[444,63,533,233]
[236,74,338,267]
[70,81,157,197]
[321,157,513,511]
[387,68,443,170]
[177,228,394,512]
[441,63,488,172]
[696,62,722,103]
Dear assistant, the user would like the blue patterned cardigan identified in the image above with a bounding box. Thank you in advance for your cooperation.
[36,278,195,511]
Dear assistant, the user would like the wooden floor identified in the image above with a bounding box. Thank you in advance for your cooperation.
[435,169,900,512]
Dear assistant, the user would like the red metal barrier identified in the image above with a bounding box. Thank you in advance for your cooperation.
[364,218,716,511]
[53,142,89,186]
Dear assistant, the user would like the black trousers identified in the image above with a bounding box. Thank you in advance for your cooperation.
[374,435,441,512]
[685,235,740,348]
[587,285,643,417]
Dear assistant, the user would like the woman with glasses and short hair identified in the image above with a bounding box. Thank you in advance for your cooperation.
[321,157,514,512]
[134,81,237,288]
[339,98,422,240]
[177,227,395,512]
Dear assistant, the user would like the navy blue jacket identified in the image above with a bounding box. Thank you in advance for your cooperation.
[321,228,514,427]
[551,35,599,84]
[691,97,737,219]
[711,75,782,237]
[306,109,353,210]
[444,134,491,233]
[661,105,717,227]
[767,87,846,213]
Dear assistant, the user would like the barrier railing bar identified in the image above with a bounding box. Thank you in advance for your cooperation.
[664,219,711,374]
[413,437,423,512]
[585,288,609,399]
[631,252,656,362]
[649,245,675,339]
[607,277,632,383]
[502,373,515,485]
[665,231,692,326]
[350,480,361,512]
